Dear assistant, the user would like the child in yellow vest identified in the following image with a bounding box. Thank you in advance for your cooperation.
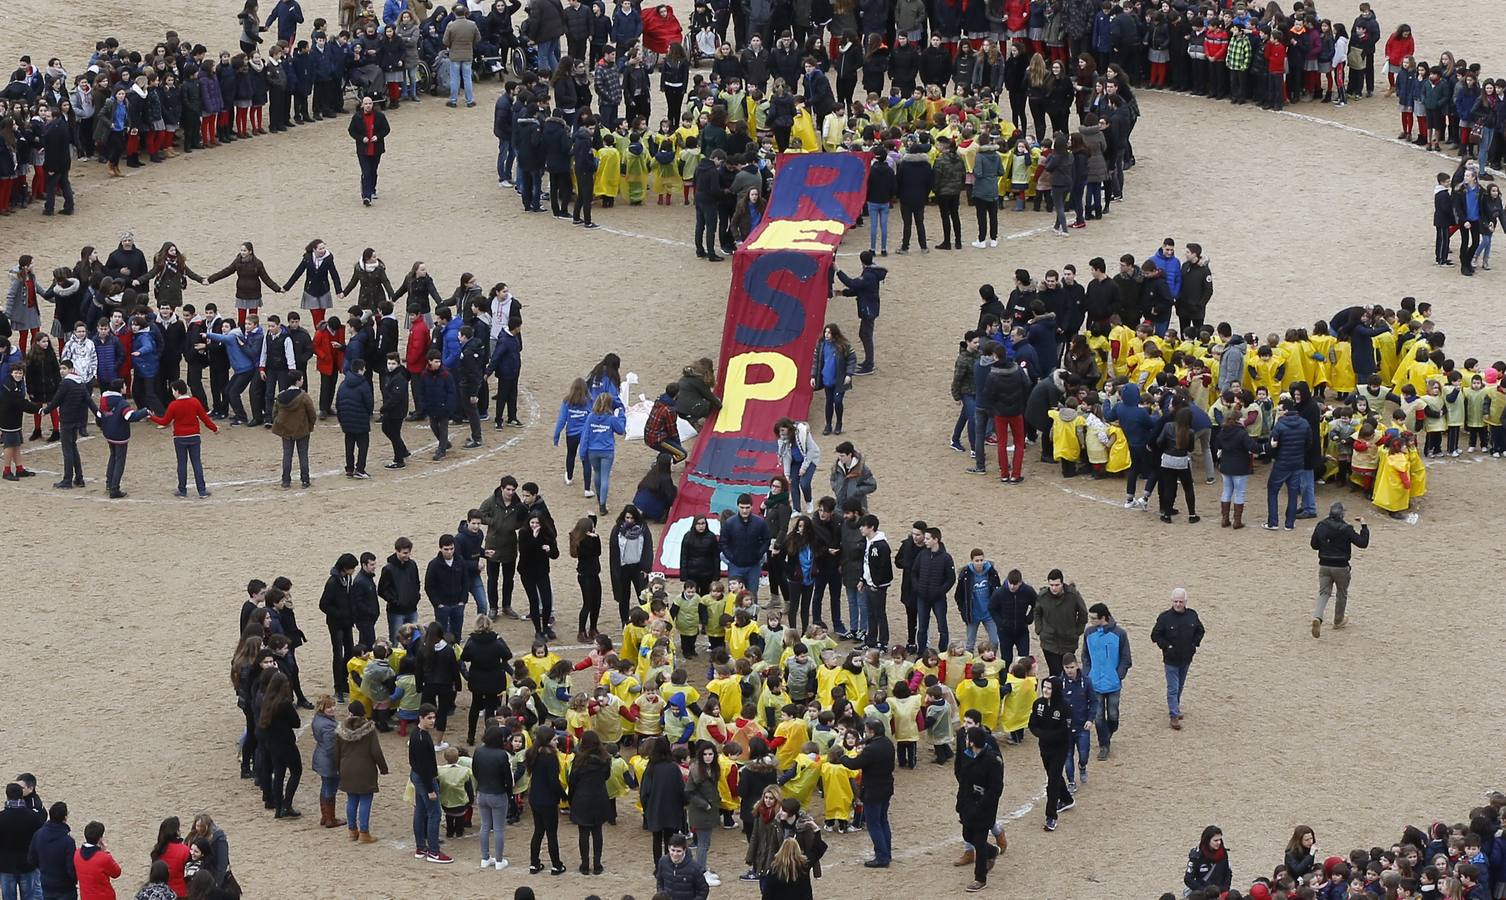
[1048,400,1085,477]
[999,656,1037,744]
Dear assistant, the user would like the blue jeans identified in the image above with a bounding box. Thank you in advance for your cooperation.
[1297,468,1316,515]
[589,452,613,507]
[964,615,999,652]
[436,603,465,641]
[536,39,560,72]
[997,624,1029,665]
[915,594,949,651]
[320,773,340,799]
[1219,473,1249,503]
[845,584,867,636]
[725,562,763,599]
[1265,467,1302,527]
[1164,662,1190,717]
[972,409,992,470]
[864,796,892,864]
[388,610,418,642]
[823,385,846,429]
[1,871,41,900]
[467,572,489,617]
[411,772,442,853]
[867,202,890,251]
[448,59,474,103]
[789,462,815,509]
[1479,127,1495,169]
[952,394,976,448]
[1093,689,1121,746]
[598,101,619,129]
[173,435,207,494]
[346,792,374,831]
[496,138,513,182]
[520,168,542,209]
[1065,726,1090,780]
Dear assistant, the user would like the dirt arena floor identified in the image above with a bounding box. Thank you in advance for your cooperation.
[4,2,1505,897]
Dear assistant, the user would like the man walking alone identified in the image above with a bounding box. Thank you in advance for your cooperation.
[1309,502,1369,637]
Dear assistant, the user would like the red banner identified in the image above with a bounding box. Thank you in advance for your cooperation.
[657,152,870,572]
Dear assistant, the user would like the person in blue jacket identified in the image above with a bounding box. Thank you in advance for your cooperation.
[610,0,642,56]
[1057,653,1095,792]
[382,0,407,24]
[206,319,257,423]
[1105,382,1162,510]
[552,378,591,491]
[129,314,164,415]
[95,379,152,498]
[265,0,306,45]
[419,352,457,460]
[582,391,626,516]
[1147,238,1182,299]
[953,549,1000,651]
[435,306,464,372]
[988,569,1036,666]
[835,251,888,374]
[1080,601,1131,761]
[486,322,522,428]
[291,39,317,123]
[336,358,374,476]
[718,493,770,598]
[27,802,76,899]
[314,33,345,119]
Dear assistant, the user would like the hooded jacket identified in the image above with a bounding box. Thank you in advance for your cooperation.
[953,560,1000,624]
[1105,383,1160,447]
[271,386,317,439]
[979,358,1029,418]
[836,264,887,321]
[27,819,75,893]
[461,629,513,695]
[335,715,389,795]
[335,373,374,434]
[829,454,877,512]
[319,565,356,627]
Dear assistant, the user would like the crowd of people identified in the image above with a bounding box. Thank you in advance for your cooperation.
[942,250,1503,533]
[1176,796,1506,900]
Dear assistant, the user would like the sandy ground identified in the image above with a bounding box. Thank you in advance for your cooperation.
[2,2,1505,898]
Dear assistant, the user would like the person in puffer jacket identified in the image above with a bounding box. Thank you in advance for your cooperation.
[1105,382,1161,508]
[1057,653,1095,789]
[95,379,151,498]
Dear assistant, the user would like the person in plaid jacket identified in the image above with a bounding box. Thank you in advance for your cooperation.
[644,382,686,463]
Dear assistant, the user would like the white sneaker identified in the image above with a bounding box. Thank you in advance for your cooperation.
[435,741,450,752]
[563,473,573,485]
[583,488,595,497]
[481,859,494,869]
[494,858,510,871]
[1123,497,1135,509]
[1450,449,1460,457]
[971,240,987,248]
[705,872,721,886]
[1133,497,1148,510]
[988,239,998,247]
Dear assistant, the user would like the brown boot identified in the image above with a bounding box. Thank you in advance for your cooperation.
[995,830,1008,855]
[348,826,360,841]
[321,796,346,828]
[1219,501,1231,527]
[955,849,975,866]
[108,163,121,177]
[1232,504,1245,529]
[359,830,378,843]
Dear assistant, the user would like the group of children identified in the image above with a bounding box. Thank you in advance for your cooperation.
[234,536,1102,888]
[960,277,1502,523]
[1179,798,1506,900]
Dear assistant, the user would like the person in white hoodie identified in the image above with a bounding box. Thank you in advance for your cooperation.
[857,514,893,651]
[774,417,821,513]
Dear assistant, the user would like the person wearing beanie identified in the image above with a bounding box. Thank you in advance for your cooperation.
[1308,501,1369,638]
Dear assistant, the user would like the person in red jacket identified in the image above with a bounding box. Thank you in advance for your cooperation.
[148,379,220,497]
[312,315,346,417]
[74,821,120,900]
[147,817,189,897]
[404,301,430,421]
[1261,28,1288,111]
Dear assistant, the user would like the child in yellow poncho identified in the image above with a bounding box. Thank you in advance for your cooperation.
[648,122,680,204]
[1048,401,1084,477]
[999,656,1037,743]
[623,132,650,204]
[1371,435,1418,518]
[593,140,622,206]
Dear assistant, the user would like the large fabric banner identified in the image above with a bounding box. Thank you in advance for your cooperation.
[658,152,870,572]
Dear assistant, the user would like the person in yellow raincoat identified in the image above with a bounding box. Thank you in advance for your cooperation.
[647,120,680,205]
[790,105,819,152]
[999,657,1037,743]
[622,131,650,204]
[594,137,622,206]
[1371,435,1415,518]
[1048,401,1084,476]
[1243,345,1283,397]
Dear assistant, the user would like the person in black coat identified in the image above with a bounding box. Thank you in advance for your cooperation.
[460,617,512,743]
[678,516,721,595]
[378,355,410,468]
[638,737,687,864]
[512,103,545,212]
[335,360,374,476]
[351,551,381,647]
[566,733,613,874]
[39,106,73,216]
[800,59,836,120]
[524,729,566,874]
[894,142,932,253]
[692,152,726,261]
[1028,675,1073,829]
[571,121,599,227]
[953,726,1004,890]
[348,95,391,205]
[518,510,560,639]
[541,113,574,218]
[829,719,894,867]
[319,553,359,700]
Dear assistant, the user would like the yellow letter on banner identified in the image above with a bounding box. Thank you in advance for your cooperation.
[746,220,845,252]
[716,352,798,433]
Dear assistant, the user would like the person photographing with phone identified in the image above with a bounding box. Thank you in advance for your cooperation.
[1308,501,1370,638]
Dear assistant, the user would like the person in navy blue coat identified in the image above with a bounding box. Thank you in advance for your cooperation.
[835,251,888,374]
[27,803,75,900]
[290,40,317,122]
[419,354,457,460]
[336,358,374,476]
[571,121,599,227]
[486,324,523,427]
[265,0,306,45]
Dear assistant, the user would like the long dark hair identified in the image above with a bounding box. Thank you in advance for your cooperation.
[257,671,292,729]
[588,353,621,388]
[524,725,558,768]
[149,816,182,861]
[1173,407,1193,451]
[636,452,675,495]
